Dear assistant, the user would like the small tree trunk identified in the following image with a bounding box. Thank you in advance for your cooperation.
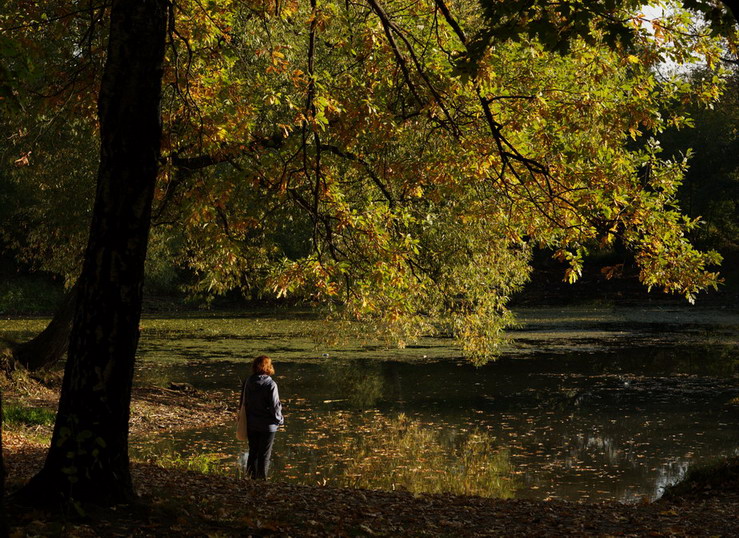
[18,0,168,506]
[12,283,77,371]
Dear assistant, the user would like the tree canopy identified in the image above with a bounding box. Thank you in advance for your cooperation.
[1,0,733,362]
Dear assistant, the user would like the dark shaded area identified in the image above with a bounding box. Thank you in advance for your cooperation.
[0,258,65,316]
[659,69,739,252]
[512,247,739,307]
[662,456,739,501]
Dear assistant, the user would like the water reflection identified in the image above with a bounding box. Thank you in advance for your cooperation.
[312,360,384,409]
[125,311,739,503]
[332,414,515,497]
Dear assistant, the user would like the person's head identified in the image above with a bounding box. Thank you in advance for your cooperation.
[252,355,275,376]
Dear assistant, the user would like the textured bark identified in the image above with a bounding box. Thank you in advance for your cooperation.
[12,283,77,371]
[19,0,168,505]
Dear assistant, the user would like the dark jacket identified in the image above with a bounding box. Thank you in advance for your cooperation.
[240,374,284,433]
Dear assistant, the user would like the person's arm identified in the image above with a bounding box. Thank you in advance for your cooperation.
[270,382,284,426]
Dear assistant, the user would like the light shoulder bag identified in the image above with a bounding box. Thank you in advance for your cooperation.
[236,382,248,440]
[236,402,248,440]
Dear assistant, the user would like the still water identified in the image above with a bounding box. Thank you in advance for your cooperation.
[127,307,738,503]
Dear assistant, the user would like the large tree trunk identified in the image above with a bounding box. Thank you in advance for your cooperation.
[12,283,77,371]
[1,390,6,534]
[18,0,168,505]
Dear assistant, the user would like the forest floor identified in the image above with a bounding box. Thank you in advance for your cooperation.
[4,378,739,537]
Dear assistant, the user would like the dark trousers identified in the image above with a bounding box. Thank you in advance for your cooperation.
[246,430,276,480]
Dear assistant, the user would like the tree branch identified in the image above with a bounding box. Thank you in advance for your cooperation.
[320,143,395,206]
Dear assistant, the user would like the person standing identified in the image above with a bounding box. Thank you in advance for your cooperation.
[240,355,284,479]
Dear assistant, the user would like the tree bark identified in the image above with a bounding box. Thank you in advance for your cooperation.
[12,283,78,371]
[18,0,168,505]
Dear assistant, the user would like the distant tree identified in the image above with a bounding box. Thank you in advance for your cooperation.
[10,283,78,371]
[0,2,103,371]
[659,68,739,250]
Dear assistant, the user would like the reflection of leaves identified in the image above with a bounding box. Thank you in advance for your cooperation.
[339,414,516,498]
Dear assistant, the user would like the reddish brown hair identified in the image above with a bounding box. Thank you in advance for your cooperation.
[252,355,275,376]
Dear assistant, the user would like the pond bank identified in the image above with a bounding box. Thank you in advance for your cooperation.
[2,372,233,439]
[5,381,739,536]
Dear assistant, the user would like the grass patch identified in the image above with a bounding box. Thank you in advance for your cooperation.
[3,403,56,427]
[136,450,231,475]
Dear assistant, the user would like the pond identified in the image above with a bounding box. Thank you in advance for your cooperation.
[4,306,738,502]
[124,306,739,503]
